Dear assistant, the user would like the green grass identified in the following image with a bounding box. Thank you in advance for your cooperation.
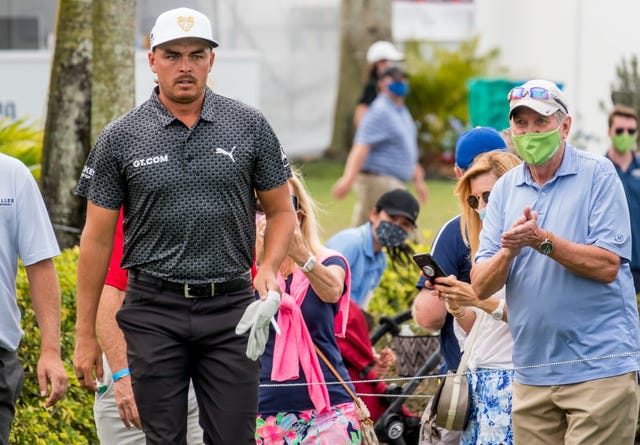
[293,159,461,243]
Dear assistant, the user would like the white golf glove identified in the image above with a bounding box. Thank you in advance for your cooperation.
[235,290,281,360]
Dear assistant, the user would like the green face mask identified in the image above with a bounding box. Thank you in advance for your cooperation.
[512,127,562,166]
[612,134,636,153]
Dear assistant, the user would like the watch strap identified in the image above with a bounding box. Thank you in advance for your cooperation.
[490,298,505,320]
[538,231,554,255]
[298,255,316,272]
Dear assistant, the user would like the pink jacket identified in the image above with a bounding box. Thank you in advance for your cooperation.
[270,248,351,412]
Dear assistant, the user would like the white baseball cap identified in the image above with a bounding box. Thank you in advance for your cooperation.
[508,79,569,119]
[150,7,219,50]
[366,41,404,64]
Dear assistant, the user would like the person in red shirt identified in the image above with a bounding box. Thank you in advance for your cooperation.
[92,209,203,444]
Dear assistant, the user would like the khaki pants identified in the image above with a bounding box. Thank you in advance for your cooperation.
[512,372,640,445]
[94,354,203,445]
[352,173,406,227]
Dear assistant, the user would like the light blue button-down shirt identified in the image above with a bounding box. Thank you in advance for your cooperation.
[325,223,387,308]
[477,144,640,385]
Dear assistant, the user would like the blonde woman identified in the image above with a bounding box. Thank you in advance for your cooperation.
[431,151,521,445]
[255,170,361,444]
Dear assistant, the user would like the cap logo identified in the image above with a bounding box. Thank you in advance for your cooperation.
[177,15,195,32]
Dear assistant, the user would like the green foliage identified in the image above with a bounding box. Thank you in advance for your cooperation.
[12,247,98,444]
[0,118,43,178]
[403,38,504,165]
[610,54,640,117]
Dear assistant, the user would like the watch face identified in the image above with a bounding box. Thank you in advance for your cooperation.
[539,240,553,255]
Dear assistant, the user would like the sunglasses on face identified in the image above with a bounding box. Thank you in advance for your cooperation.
[508,86,569,114]
[255,195,300,214]
[614,127,637,135]
[466,191,491,210]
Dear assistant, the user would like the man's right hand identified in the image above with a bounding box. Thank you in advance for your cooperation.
[331,177,351,200]
[114,376,141,429]
[73,335,103,392]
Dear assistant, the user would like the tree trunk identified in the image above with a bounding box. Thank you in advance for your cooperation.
[41,0,136,249]
[41,0,92,249]
[91,0,136,145]
[325,0,392,159]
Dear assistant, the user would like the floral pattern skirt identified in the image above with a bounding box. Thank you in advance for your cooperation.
[256,401,361,445]
[461,368,514,445]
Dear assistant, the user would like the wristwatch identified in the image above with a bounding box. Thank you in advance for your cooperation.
[537,231,554,256]
[297,255,316,273]
[491,298,505,321]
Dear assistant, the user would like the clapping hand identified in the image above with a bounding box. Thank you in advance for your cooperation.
[501,205,543,255]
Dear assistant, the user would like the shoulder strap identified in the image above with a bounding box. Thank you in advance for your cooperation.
[455,313,482,373]
[313,344,359,402]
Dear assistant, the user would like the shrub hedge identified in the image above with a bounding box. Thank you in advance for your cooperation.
[12,247,98,444]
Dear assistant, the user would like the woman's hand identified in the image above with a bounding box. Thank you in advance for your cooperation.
[433,275,481,308]
[288,226,311,266]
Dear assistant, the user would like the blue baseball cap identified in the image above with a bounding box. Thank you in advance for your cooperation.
[455,127,507,170]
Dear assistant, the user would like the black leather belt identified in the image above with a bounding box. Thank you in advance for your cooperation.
[360,169,381,176]
[129,269,251,298]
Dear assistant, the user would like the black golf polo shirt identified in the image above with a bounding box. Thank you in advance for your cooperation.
[76,87,291,282]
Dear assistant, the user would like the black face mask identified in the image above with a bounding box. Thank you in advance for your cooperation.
[375,221,408,247]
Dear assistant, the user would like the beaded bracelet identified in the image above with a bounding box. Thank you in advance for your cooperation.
[112,367,130,382]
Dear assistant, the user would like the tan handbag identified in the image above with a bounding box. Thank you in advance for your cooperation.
[422,314,482,435]
[314,344,379,445]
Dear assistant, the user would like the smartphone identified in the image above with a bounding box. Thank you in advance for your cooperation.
[412,253,447,284]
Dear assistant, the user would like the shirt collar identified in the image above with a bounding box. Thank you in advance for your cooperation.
[362,222,377,259]
[378,93,404,111]
[607,152,640,171]
[200,87,217,122]
[150,86,216,126]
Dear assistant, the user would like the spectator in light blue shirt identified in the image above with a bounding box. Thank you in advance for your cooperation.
[472,79,640,445]
[332,67,428,226]
[326,188,420,310]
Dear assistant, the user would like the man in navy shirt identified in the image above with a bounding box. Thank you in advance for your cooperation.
[605,105,640,294]
[412,127,506,445]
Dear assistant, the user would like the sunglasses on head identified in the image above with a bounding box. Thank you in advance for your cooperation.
[255,195,300,214]
[466,191,490,210]
[615,127,637,136]
[508,86,569,114]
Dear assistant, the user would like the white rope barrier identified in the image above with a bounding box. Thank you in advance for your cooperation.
[259,350,640,400]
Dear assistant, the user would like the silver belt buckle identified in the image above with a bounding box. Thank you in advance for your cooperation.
[183,283,215,298]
